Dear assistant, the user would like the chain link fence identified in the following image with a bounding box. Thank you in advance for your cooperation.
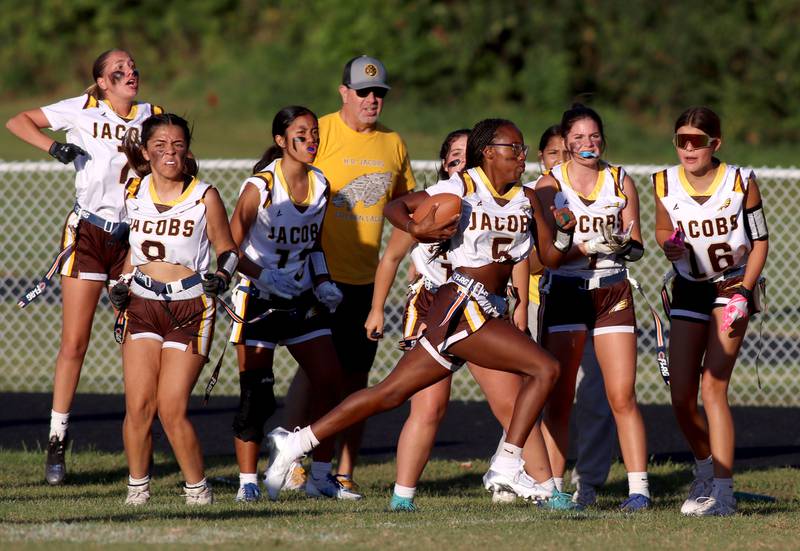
[1,160,797,405]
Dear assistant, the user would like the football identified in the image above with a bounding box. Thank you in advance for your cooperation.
[412,192,462,224]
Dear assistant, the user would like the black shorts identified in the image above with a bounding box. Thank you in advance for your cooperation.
[229,283,332,349]
[670,273,757,323]
[330,282,378,375]
[540,273,637,336]
[60,212,128,281]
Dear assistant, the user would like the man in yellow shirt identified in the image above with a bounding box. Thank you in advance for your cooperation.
[286,56,415,498]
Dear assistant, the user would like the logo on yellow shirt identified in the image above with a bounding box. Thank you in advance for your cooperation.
[331,172,392,209]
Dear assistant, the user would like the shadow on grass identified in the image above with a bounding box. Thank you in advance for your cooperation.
[4,506,317,524]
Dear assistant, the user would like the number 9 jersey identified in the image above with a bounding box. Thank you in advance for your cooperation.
[654,163,752,281]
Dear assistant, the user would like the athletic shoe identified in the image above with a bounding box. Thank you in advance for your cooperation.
[306,473,363,500]
[482,464,553,502]
[390,494,417,512]
[619,493,651,512]
[235,482,261,503]
[680,477,712,515]
[491,489,517,504]
[263,427,302,501]
[572,482,598,509]
[543,490,579,511]
[184,482,214,505]
[334,474,362,494]
[125,484,150,506]
[45,434,68,485]
[282,462,307,491]
[689,495,737,517]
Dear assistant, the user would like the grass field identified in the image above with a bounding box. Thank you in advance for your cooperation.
[1,450,798,550]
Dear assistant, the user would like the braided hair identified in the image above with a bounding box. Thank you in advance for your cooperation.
[466,118,515,169]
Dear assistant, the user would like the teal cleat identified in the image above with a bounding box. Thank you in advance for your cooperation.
[390,494,417,512]
[542,490,579,510]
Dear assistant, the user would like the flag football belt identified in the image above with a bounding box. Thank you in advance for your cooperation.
[134,269,203,296]
[448,271,508,319]
[543,269,628,292]
[627,275,670,386]
[73,203,128,240]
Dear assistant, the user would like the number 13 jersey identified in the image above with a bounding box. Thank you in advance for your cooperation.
[654,162,752,281]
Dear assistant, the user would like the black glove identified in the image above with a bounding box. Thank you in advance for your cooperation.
[202,273,229,299]
[109,281,131,310]
[48,141,87,164]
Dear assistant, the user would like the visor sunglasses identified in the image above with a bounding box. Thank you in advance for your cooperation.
[352,87,388,99]
[673,133,718,150]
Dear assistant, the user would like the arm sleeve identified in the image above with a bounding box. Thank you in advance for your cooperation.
[40,95,86,133]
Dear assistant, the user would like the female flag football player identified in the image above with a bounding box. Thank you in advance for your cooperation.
[366,128,573,510]
[5,49,164,485]
[654,107,768,516]
[262,118,578,503]
[112,113,239,505]
[535,104,651,511]
[226,106,350,502]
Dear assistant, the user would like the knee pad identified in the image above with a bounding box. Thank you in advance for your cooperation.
[232,369,277,443]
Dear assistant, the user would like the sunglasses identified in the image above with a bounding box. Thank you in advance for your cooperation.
[352,87,388,99]
[489,143,529,157]
[673,133,718,150]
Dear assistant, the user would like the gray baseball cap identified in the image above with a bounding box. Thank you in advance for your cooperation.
[342,55,391,90]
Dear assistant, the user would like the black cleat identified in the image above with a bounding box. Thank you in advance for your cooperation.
[45,433,68,485]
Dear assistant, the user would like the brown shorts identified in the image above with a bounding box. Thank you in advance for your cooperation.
[229,283,331,349]
[125,294,216,358]
[59,212,128,281]
[540,274,637,336]
[417,282,501,372]
[403,279,438,339]
[670,273,756,323]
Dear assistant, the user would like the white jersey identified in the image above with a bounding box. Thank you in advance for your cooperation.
[426,167,533,270]
[239,159,329,293]
[654,163,752,281]
[549,161,628,278]
[125,175,211,273]
[410,242,450,287]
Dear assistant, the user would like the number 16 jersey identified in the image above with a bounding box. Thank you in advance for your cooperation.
[654,162,752,281]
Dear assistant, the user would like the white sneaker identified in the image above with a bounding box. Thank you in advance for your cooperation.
[125,484,150,506]
[483,462,552,502]
[572,481,597,509]
[491,489,517,503]
[306,474,363,500]
[681,477,713,515]
[690,495,737,517]
[184,482,214,505]
[263,427,303,501]
[282,461,307,491]
[235,482,261,503]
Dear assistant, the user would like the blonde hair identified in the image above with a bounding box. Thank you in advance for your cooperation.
[84,49,131,100]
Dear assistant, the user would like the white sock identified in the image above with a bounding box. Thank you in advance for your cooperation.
[239,472,258,487]
[128,474,150,487]
[627,472,650,498]
[294,426,320,455]
[394,483,416,499]
[497,442,523,460]
[310,461,331,480]
[694,455,713,480]
[491,431,507,463]
[553,477,564,492]
[50,410,69,439]
[185,477,207,490]
[538,477,557,493]
[711,478,734,500]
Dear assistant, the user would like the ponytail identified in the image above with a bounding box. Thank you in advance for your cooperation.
[122,128,149,177]
[122,113,196,178]
[253,146,282,174]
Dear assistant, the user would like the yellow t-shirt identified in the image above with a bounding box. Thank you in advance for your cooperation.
[316,111,416,284]
[529,274,541,305]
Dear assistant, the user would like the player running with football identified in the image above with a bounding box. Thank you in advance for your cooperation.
[5,49,163,485]
[365,128,573,510]
[112,113,238,505]
[262,118,578,503]
[535,104,651,511]
[226,106,352,502]
[655,106,768,516]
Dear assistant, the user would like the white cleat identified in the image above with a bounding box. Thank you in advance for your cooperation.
[680,477,713,515]
[282,461,307,491]
[483,465,552,502]
[184,483,214,505]
[491,489,517,504]
[689,495,737,517]
[306,474,363,500]
[263,427,302,501]
[125,484,150,506]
